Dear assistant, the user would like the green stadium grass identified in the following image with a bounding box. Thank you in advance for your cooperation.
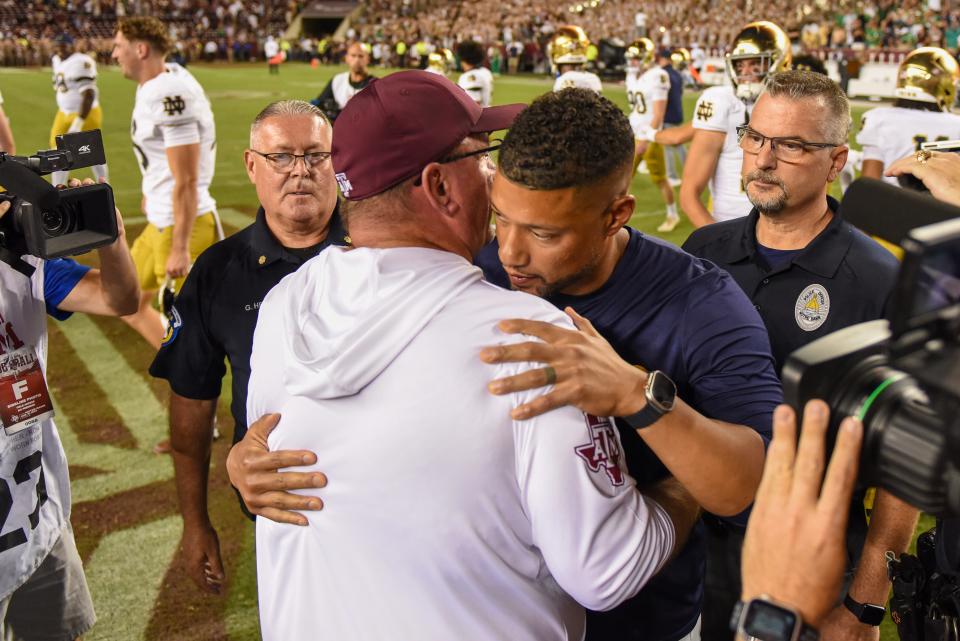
[0,61,920,640]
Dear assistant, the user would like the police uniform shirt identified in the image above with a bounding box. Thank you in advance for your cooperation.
[682,197,900,373]
[149,206,347,445]
[476,229,783,641]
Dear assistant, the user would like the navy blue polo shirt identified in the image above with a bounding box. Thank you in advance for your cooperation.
[663,65,684,125]
[682,197,900,374]
[476,227,782,641]
[150,205,348,445]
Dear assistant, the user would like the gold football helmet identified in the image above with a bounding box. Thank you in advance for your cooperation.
[550,25,590,66]
[895,47,960,111]
[671,47,691,70]
[625,38,656,69]
[426,48,454,75]
[725,21,792,102]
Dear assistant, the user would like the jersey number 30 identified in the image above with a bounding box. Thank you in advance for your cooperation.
[0,452,48,553]
[628,91,648,115]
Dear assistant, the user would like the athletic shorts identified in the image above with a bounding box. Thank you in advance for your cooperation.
[49,105,103,149]
[643,141,667,184]
[0,523,96,641]
[131,211,218,292]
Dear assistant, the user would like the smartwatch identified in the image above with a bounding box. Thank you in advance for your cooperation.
[730,597,820,641]
[622,370,677,430]
[843,594,885,626]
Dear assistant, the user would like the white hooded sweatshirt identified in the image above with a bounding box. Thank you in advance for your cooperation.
[248,246,675,641]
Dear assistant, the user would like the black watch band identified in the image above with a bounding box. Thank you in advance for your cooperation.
[622,370,676,430]
[730,599,820,641]
[843,594,885,626]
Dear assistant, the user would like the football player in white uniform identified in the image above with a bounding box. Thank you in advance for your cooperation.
[679,21,792,227]
[49,35,108,185]
[112,17,220,349]
[310,42,375,122]
[551,26,602,93]
[457,40,494,107]
[858,47,960,186]
[625,38,679,232]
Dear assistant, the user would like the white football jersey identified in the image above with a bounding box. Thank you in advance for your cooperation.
[0,259,72,601]
[331,72,366,109]
[458,67,494,107]
[691,85,753,222]
[131,63,217,228]
[626,67,670,134]
[856,106,960,185]
[52,53,99,114]
[553,70,603,94]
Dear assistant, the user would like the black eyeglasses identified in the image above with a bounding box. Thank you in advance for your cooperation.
[250,150,332,171]
[412,141,502,186]
[736,126,840,163]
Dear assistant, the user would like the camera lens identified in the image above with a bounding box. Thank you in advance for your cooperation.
[41,205,79,237]
[42,210,66,235]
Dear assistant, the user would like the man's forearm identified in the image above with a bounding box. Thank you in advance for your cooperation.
[95,229,139,314]
[678,188,715,228]
[848,490,919,603]
[170,394,219,527]
[172,181,198,252]
[637,399,765,516]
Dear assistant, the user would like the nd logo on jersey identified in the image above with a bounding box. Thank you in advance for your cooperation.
[696,101,714,121]
[162,95,186,116]
[795,284,830,331]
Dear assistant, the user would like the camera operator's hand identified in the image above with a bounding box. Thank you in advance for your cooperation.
[741,401,863,629]
[56,178,140,317]
[886,151,960,207]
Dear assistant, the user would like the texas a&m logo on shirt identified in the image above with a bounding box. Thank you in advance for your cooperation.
[575,414,624,486]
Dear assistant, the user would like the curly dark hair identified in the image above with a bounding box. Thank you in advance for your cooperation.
[457,40,485,67]
[499,88,634,190]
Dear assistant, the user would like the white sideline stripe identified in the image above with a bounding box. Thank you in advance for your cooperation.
[84,516,181,641]
[54,313,172,504]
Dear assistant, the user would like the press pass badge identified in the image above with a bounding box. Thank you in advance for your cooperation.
[0,345,54,436]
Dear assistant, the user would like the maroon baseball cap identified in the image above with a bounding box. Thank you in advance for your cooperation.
[332,70,525,200]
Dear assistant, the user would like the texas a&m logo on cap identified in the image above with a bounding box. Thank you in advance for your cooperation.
[335,172,353,197]
[575,414,624,486]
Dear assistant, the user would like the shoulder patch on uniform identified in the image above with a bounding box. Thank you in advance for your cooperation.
[574,414,624,486]
[795,284,830,331]
[696,100,714,121]
[160,306,183,346]
[162,95,186,116]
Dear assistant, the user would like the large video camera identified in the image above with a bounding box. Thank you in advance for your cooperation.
[783,178,960,518]
[0,130,118,277]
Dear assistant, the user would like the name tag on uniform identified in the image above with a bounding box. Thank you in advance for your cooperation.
[0,345,55,436]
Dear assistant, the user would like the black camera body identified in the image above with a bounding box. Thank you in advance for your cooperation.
[783,179,960,517]
[0,130,118,277]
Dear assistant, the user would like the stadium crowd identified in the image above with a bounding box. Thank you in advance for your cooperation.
[3,0,960,67]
